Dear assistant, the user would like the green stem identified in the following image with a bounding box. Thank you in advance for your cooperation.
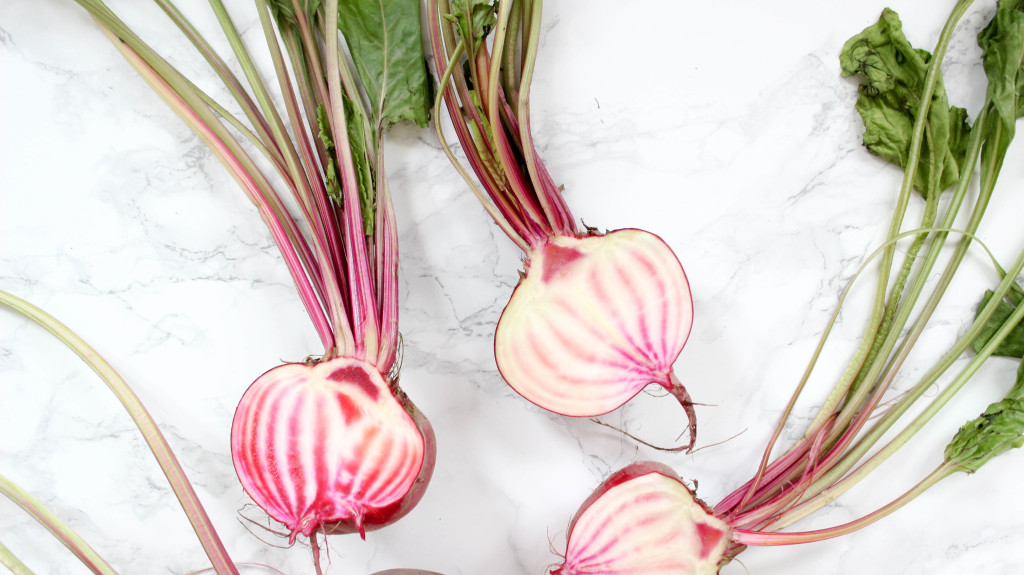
[803,0,975,434]
[773,244,1024,530]
[499,0,522,104]
[780,106,1004,518]
[0,540,34,575]
[511,0,552,228]
[851,191,940,395]
[0,475,116,575]
[727,95,990,523]
[0,291,238,575]
[432,39,531,251]
[737,0,976,514]
[721,221,996,523]
[485,0,549,235]
[733,463,951,547]
[788,110,993,505]
[205,0,306,191]
[514,0,573,235]
[151,0,285,170]
[73,0,335,351]
[807,190,942,469]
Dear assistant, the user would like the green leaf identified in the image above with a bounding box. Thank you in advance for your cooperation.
[972,289,1024,358]
[344,94,377,236]
[337,0,433,129]
[1011,358,1024,401]
[316,99,376,235]
[316,102,344,206]
[445,0,496,47]
[952,283,1024,475]
[977,0,1024,167]
[840,8,971,198]
[944,396,1024,474]
[979,0,1024,127]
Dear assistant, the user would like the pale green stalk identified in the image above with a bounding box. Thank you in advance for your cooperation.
[0,290,237,575]
[0,475,116,575]
[499,0,521,103]
[739,0,977,512]
[789,108,992,498]
[769,146,1024,529]
[761,105,988,516]
[432,41,527,249]
[806,0,976,433]
[484,0,548,229]
[206,0,307,191]
[513,0,561,231]
[732,463,949,546]
[77,6,337,350]
[0,540,34,575]
[765,270,1024,531]
[151,0,286,170]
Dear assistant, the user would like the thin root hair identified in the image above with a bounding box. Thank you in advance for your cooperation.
[545,525,567,574]
[236,511,292,549]
[589,418,694,453]
[689,428,749,455]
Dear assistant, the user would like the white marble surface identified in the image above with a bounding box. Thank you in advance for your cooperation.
[3,0,1024,573]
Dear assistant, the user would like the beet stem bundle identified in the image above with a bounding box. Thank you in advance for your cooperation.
[551,0,1024,572]
[427,0,699,451]
[70,0,436,571]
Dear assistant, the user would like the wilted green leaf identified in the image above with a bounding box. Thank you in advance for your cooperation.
[840,8,971,198]
[944,396,1024,474]
[337,0,433,129]
[344,94,376,236]
[315,100,376,235]
[949,290,1024,475]
[316,102,343,206]
[971,289,1024,358]
[977,0,1024,169]
[1011,358,1024,401]
[445,0,496,47]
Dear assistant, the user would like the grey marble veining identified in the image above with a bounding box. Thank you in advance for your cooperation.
[3,1,1023,574]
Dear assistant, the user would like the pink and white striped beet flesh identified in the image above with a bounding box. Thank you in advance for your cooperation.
[495,229,696,443]
[552,462,730,575]
[230,357,432,542]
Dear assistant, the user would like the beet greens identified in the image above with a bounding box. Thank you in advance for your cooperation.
[552,1,1024,572]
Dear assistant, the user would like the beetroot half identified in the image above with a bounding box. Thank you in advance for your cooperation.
[553,462,729,575]
[495,230,693,419]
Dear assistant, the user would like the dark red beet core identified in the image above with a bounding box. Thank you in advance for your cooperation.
[541,243,585,283]
[697,522,726,560]
[326,365,380,400]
